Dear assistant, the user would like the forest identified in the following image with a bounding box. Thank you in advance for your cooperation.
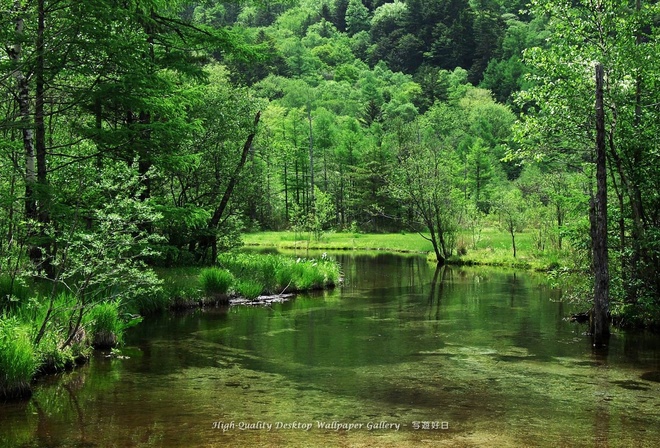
[1,0,660,398]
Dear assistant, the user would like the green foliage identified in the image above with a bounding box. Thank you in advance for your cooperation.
[35,330,75,374]
[199,268,234,296]
[345,0,370,35]
[0,0,658,343]
[0,276,30,312]
[236,280,265,300]
[218,252,340,293]
[88,301,126,349]
[0,316,37,400]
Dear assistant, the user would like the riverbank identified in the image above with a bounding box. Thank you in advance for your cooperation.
[243,230,573,272]
[0,252,340,401]
[4,254,659,448]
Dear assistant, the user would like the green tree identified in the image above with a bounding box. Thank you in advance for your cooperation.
[345,0,370,35]
[494,187,526,258]
[392,120,460,264]
[515,0,660,332]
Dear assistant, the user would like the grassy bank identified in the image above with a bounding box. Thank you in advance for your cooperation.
[0,288,131,400]
[444,230,572,272]
[243,230,573,271]
[159,252,341,308]
[243,231,435,253]
[0,252,339,400]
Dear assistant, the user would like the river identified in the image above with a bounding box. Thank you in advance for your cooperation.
[1,251,659,447]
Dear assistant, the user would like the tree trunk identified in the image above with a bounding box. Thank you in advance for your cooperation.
[307,104,315,213]
[429,230,445,265]
[283,162,289,222]
[511,228,516,258]
[591,63,610,347]
[207,111,261,260]
[10,2,40,266]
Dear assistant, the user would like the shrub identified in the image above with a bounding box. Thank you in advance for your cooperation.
[0,317,37,400]
[199,267,234,296]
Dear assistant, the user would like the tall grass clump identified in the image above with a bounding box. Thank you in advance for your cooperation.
[199,267,234,297]
[36,331,75,373]
[128,288,171,315]
[89,301,135,349]
[0,316,37,400]
[218,252,340,294]
[26,292,79,372]
[236,280,265,299]
[218,253,279,293]
[289,261,324,290]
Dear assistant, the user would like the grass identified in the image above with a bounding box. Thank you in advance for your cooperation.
[199,267,234,296]
[89,301,123,349]
[0,275,31,311]
[244,229,573,272]
[0,316,37,400]
[236,280,265,300]
[218,252,341,296]
[444,229,572,271]
[242,231,434,253]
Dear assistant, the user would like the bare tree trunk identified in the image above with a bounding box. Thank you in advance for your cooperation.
[591,63,610,347]
[511,227,517,258]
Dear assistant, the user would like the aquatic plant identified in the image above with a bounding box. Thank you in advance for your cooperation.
[0,316,37,400]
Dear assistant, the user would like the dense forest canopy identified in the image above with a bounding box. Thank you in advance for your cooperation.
[1,0,660,334]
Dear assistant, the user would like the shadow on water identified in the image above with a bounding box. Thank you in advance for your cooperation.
[2,251,660,447]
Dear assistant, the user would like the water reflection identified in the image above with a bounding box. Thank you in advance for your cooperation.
[1,251,659,447]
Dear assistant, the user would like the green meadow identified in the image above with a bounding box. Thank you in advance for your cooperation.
[243,229,573,272]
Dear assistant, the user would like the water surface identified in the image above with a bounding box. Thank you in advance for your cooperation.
[1,252,659,447]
